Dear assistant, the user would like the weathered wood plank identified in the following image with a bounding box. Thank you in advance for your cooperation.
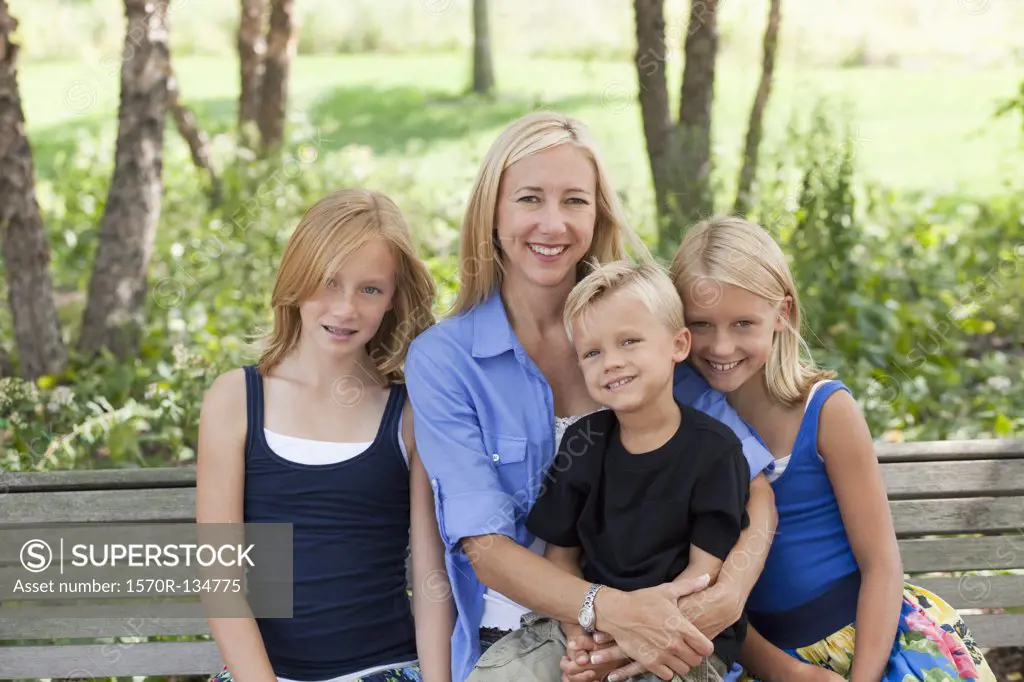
[0,641,221,678]
[876,438,1024,463]
[0,467,195,493]
[962,614,1024,649]
[900,535,1024,572]
[882,460,1024,499]
[891,497,1024,536]
[0,561,199,594]
[0,488,195,524]
[909,575,1024,609]
[0,603,209,638]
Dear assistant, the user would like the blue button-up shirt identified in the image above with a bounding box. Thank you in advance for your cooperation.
[404,291,773,682]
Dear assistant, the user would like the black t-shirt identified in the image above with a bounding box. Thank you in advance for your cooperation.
[526,402,752,664]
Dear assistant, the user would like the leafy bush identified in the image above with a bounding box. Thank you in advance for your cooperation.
[2,102,1023,472]
[754,102,1024,441]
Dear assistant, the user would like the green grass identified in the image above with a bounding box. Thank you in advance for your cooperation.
[20,53,1024,202]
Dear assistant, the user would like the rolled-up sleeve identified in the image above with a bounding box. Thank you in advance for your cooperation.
[405,333,517,551]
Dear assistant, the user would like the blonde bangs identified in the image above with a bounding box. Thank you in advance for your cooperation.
[670,216,834,407]
[450,111,650,317]
[258,189,436,381]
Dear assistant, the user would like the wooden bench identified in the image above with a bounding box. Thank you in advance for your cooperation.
[2,439,1022,679]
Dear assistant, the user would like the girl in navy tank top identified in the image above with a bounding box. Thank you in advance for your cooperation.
[671,217,995,682]
[196,189,454,682]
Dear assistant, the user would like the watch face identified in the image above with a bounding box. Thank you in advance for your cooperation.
[579,606,593,630]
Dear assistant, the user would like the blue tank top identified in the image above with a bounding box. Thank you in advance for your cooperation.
[745,380,861,647]
[241,365,417,680]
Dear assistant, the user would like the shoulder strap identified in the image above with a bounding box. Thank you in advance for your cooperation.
[242,365,265,457]
[383,383,408,467]
[790,380,850,466]
[805,380,849,420]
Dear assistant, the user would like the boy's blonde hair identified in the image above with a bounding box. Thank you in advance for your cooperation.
[450,110,651,317]
[258,188,436,382]
[669,216,833,406]
[563,260,684,346]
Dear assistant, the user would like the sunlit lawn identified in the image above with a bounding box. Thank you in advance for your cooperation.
[20,53,1024,199]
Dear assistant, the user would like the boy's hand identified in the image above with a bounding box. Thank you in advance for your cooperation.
[560,625,620,682]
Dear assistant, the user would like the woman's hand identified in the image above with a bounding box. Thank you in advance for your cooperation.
[591,576,714,681]
[676,580,744,639]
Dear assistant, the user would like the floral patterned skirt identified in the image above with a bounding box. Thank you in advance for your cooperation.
[209,663,422,682]
[738,583,997,681]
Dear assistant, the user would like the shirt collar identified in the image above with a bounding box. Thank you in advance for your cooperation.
[472,290,516,358]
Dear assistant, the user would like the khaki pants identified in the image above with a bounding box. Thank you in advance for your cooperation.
[467,612,727,682]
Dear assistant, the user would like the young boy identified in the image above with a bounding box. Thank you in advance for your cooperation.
[467,261,751,682]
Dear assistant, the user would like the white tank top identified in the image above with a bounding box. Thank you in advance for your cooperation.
[480,413,590,630]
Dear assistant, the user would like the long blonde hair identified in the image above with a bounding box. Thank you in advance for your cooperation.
[258,188,436,382]
[450,111,650,316]
[670,216,834,406]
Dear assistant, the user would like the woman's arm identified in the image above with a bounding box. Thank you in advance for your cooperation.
[195,370,278,682]
[406,404,454,682]
[819,390,903,682]
[678,474,776,637]
[405,339,713,680]
[465,534,713,677]
[543,545,589,641]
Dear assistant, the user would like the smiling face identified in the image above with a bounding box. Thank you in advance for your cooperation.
[298,237,397,358]
[495,143,597,291]
[681,280,789,395]
[571,290,690,414]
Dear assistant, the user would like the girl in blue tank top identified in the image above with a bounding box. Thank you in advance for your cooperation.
[196,189,454,682]
[670,217,995,682]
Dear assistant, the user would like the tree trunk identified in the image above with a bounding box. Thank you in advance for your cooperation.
[258,0,296,152]
[237,0,266,143]
[0,0,67,379]
[471,0,495,95]
[167,65,220,203]
[78,0,169,358]
[674,0,719,234]
[633,0,672,220]
[734,0,781,215]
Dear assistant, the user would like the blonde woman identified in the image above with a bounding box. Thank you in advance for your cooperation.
[197,189,454,682]
[671,216,996,682]
[405,112,778,682]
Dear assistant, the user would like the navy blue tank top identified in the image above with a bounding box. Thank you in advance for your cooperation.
[241,365,417,680]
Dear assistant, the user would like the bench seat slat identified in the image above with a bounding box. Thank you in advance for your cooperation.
[963,614,1024,649]
[891,497,1024,536]
[882,459,1024,499]
[0,641,222,679]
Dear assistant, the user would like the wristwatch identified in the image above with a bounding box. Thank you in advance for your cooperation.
[578,583,605,633]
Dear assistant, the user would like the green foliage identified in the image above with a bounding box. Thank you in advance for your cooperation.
[3,97,1023,470]
[753,102,1024,442]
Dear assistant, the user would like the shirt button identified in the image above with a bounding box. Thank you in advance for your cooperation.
[491,453,500,462]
